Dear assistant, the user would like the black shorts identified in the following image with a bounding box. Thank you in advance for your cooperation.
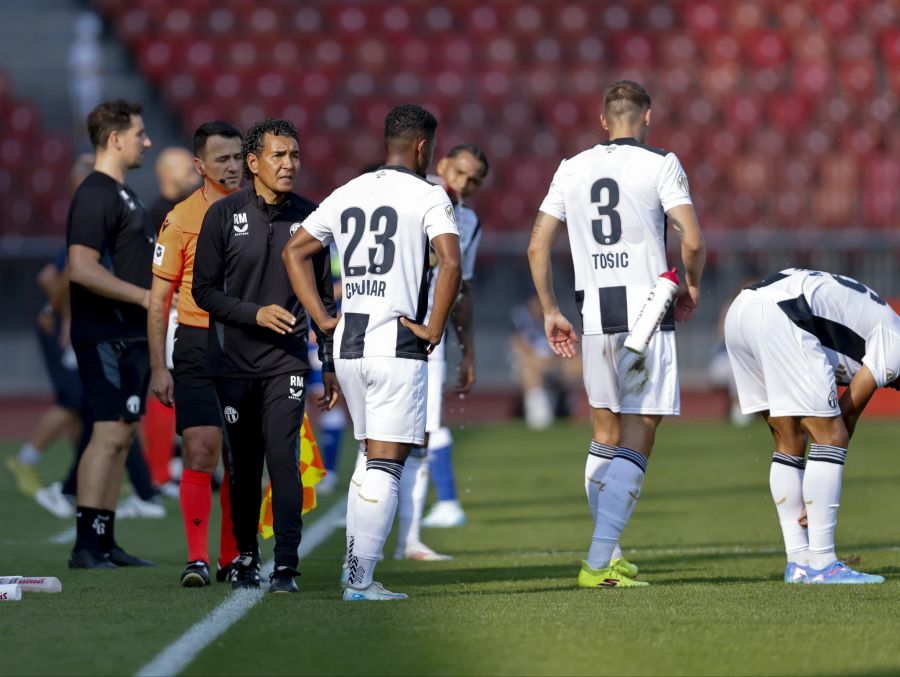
[37,327,83,412]
[73,339,150,423]
[173,325,221,434]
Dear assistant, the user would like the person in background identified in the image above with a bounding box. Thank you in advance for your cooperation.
[148,120,244,587]
[67,100,156,569]
[509,292,584,430]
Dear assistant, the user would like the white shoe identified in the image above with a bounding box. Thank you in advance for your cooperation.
[340,564,350,589]
[342,581,408,601]
[34,482,75,518]
[158,480,180,500]
[524,388,554,429]
[317,473,339,496]
[394,543,453,561]
[422,500,467,528]
[116,494,166,519]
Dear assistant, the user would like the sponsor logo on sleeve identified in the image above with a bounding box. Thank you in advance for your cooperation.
[445,205,456,223]
[153,243,165,266]
[677,174,689,193]
[290,222,301,236]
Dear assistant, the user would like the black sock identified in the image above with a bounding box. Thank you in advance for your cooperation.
[74,506,104,554]
[98,510,116,553]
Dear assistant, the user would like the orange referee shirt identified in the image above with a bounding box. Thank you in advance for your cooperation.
[151,186,213,328]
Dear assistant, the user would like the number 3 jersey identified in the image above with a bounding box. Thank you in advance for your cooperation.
[747,268,900,387]
[302,166,459,361]
[539,138,692,335]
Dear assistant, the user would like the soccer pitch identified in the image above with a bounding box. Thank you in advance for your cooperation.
[3,419,900,676]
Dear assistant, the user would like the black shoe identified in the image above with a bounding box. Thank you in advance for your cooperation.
[69,548,117,570]
[181,560,211,587]
[231,552,261,589]
[105,546,155,567]
[216,559,237,583]
[268,566,300,594]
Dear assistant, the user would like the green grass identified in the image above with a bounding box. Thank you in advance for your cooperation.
[3,419,900,676]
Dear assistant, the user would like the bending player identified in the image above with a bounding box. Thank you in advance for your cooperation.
[148,121,243,586]
[284,104,461,600]
[394,145,489,560]
[725,268,897,584]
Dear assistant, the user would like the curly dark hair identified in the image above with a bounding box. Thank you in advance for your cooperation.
[87,99,143,150]
[384,104,437,149]
[242,118,299,180]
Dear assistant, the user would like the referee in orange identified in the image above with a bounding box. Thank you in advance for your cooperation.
[148,121,244,587]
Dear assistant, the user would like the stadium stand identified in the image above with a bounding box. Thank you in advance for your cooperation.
[0,69,73,236]
[86,0,897,234]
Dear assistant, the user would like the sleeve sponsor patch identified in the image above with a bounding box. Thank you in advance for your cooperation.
[677,174,689,193]
[153,243,165,267]
[445,205,456,223]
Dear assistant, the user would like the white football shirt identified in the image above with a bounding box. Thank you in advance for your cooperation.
[302,166,459,360]
[539,138,692,335]
[424,201,481,324]
[748,268,900,387]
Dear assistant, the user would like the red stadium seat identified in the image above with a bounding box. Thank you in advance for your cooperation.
[78,0,896,234]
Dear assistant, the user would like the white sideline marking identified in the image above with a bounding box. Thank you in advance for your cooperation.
[135,501,345,677]
[44,526,76,544]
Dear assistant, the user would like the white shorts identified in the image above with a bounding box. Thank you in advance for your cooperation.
[724,289,840,418]
[335,356,428,445]
[426,347,446,433]
[582,331,680,415]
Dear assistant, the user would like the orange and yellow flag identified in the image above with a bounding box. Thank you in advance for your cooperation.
[258,413,326,539]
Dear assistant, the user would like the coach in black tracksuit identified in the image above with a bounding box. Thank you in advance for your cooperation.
[193,119,337,593]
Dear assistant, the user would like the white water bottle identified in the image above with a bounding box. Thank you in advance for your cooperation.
[0,584,22,601]
[0,576,62,592]
[624,269,680,355]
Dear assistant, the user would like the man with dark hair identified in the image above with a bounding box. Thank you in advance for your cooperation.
[193,119,337,594]
[284,103,461,601]
[395,143,490,558]
[149,120,243,587]
[66,99,155,569]
[528,79,706,588]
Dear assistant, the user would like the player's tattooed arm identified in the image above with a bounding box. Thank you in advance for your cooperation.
[402,233,461,352]
[282,228,338,334]
[666,203,706,322]
[527,212,578,359]
[450,281,475,392]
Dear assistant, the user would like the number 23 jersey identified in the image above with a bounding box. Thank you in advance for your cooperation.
[539,138,692,335]
[302,166,459,360]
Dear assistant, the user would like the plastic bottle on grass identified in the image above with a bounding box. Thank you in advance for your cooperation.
[0,584,22,601]
[0,576,62,592]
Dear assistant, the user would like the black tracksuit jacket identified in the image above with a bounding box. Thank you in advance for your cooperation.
[192,185,335,378]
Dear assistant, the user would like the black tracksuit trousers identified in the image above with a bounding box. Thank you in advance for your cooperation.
[215,371,307,569]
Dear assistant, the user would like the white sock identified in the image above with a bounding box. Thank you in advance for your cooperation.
[586,449,646,570]
[347,458,403,589]
[17,443,40,466]
[804,444,847,570]
[585,441,623,561]
[769,452,809,566]
[343,447,367,567]
[396,449,428,552]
